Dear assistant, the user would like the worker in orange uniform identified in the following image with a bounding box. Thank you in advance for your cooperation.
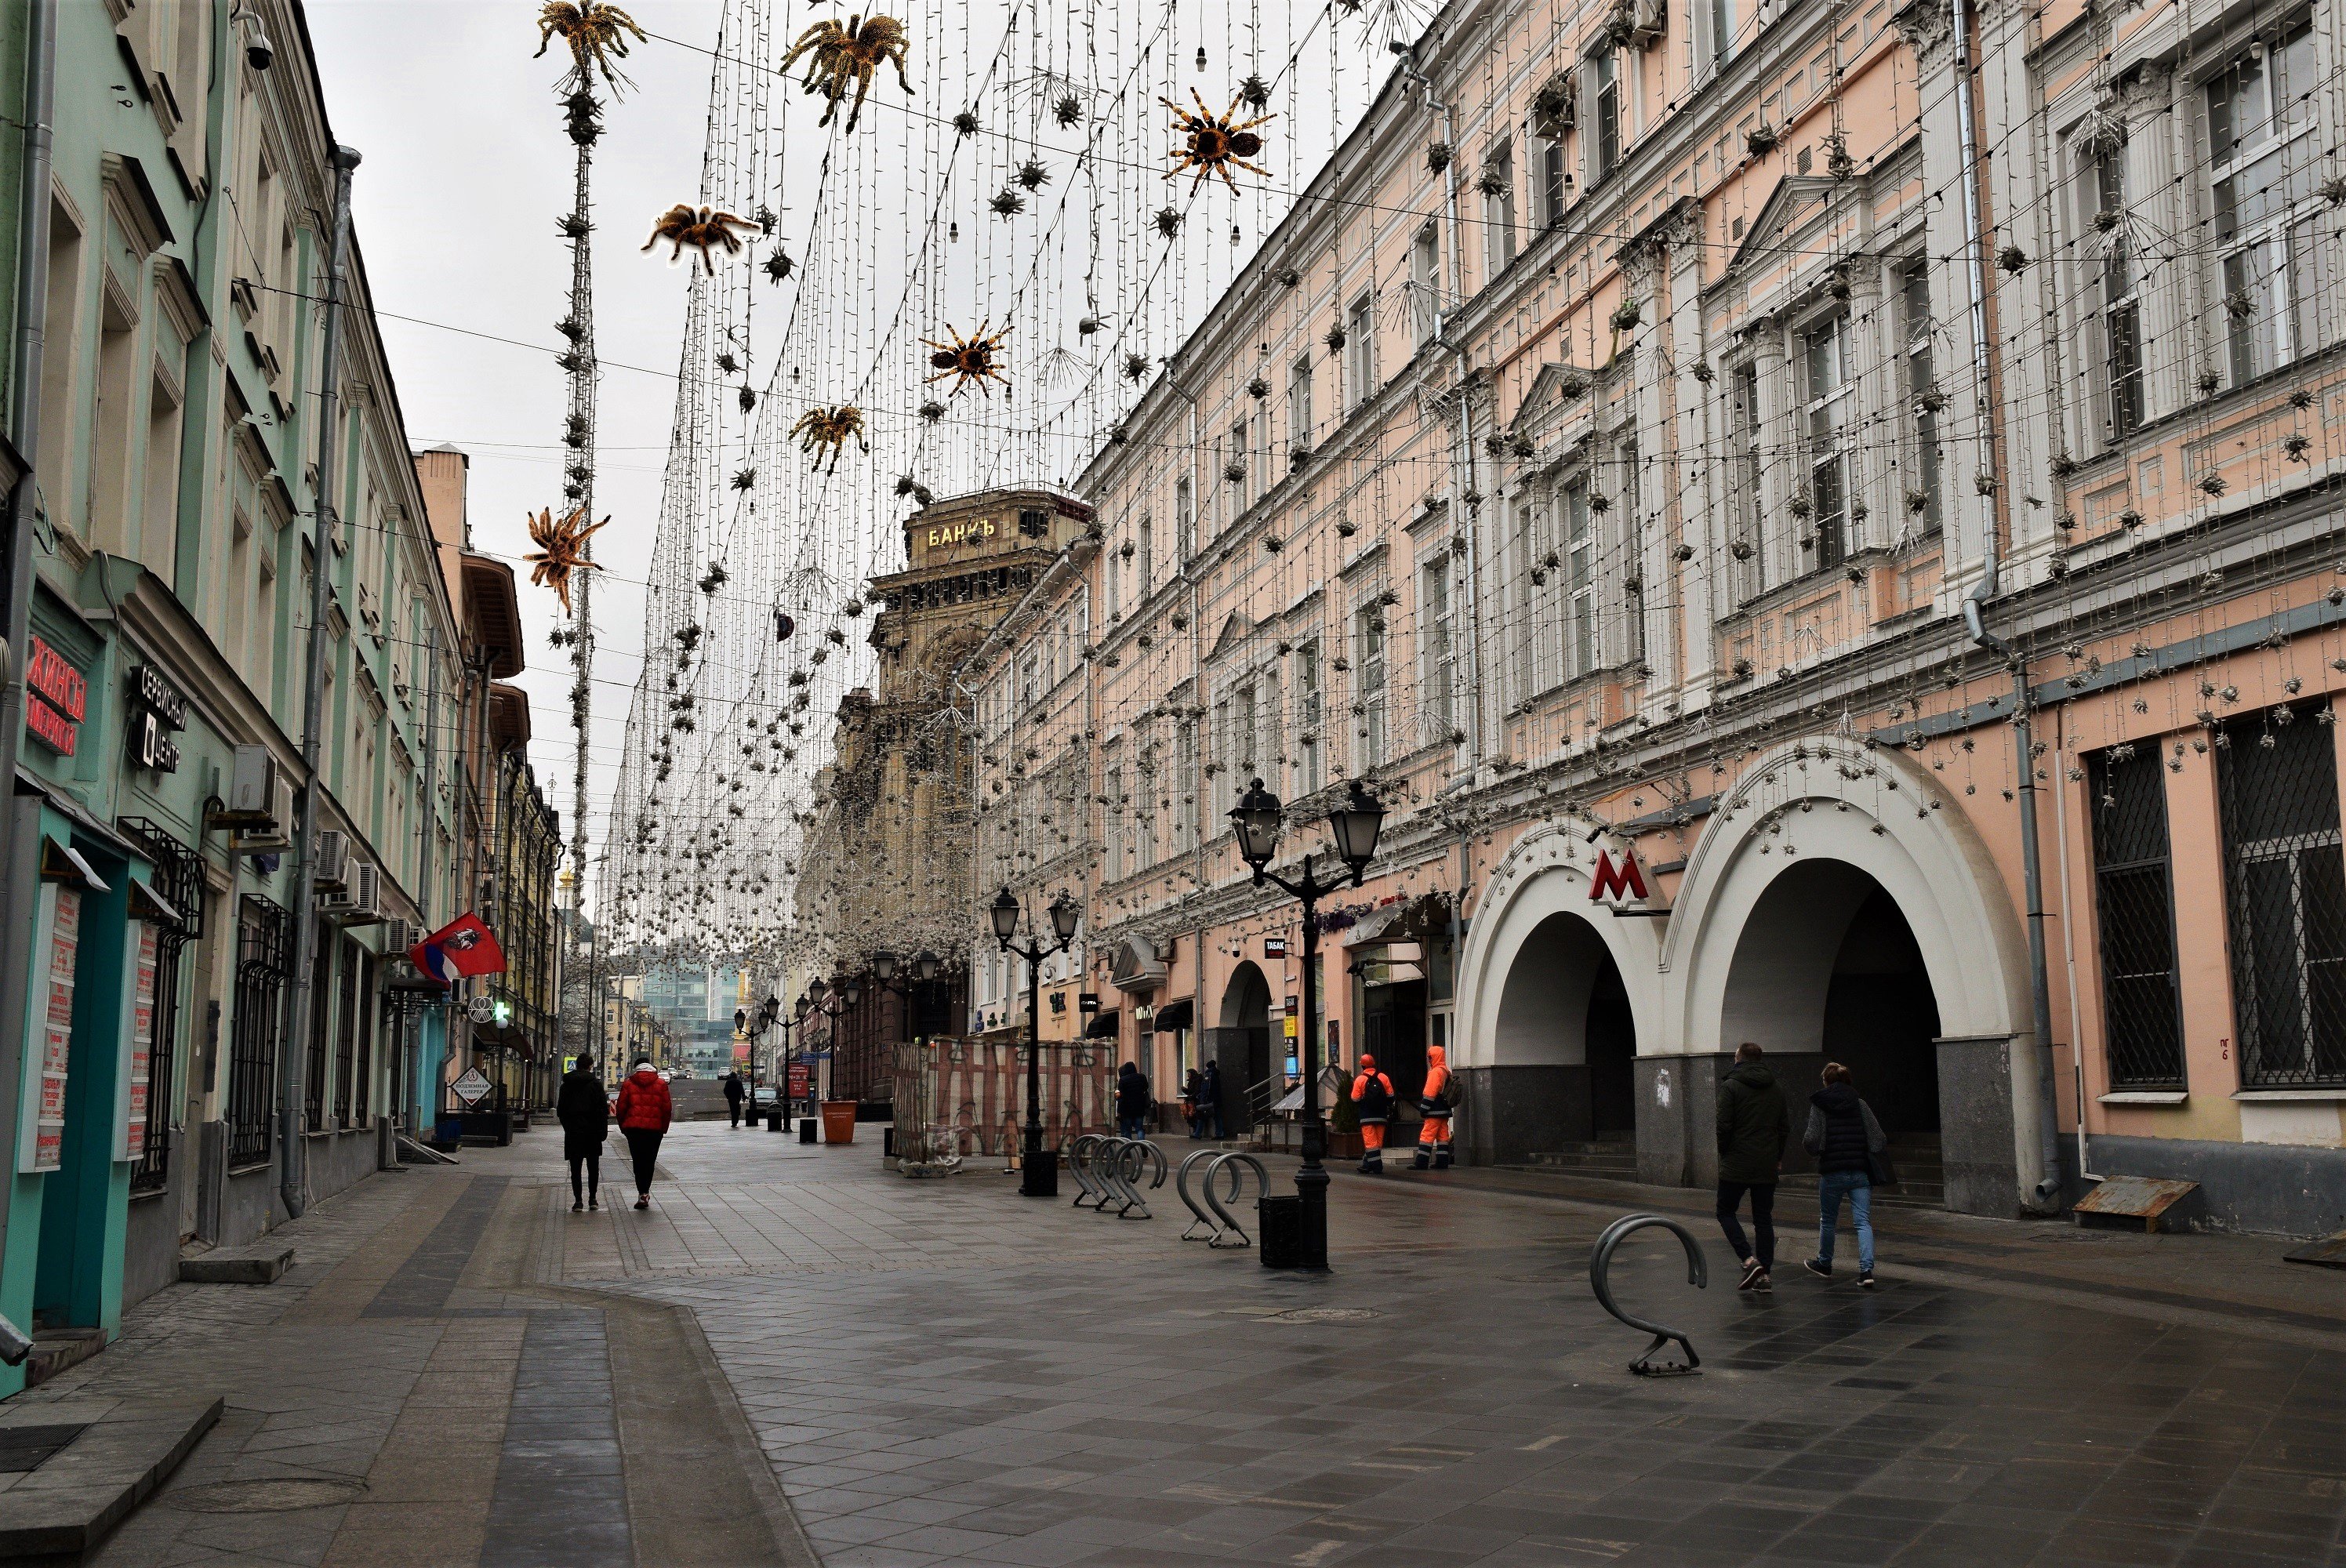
[1350,1053,1395,1175]
[1414,1044,1454,1171]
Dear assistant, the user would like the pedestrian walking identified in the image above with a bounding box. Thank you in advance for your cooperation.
[615,1058,674,1210]
[1714,1041,1790,1292]
[557,1054,609,1212]
[1803,1062,1888,1287]
[1198,1060,1223,1140]
[722,1069,746,1128]
[1182,1068,1208,1138]
[1412,1044,1455,1170]
[1117,1061,1152,1139]
[1349,1054,1394,1174]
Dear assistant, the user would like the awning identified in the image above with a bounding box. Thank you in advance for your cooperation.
[1153,998,1193,1034]
[1342,903,1405,946]
[1082,1008,1120,1039]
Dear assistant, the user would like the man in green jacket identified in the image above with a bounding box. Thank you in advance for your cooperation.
[1715,1042,1791,1292]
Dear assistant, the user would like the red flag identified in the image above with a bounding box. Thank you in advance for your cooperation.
[410,913,507,984]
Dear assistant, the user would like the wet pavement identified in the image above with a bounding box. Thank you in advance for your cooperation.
[6,1120,2342,1566]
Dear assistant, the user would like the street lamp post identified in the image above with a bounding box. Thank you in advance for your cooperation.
[1229,776,1386,1272]
[991,887,1083,1197]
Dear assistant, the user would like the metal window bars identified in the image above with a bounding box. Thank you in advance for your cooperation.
[2217,702,2346,1089]
[116,818,205,1195]
[230,894,292,1167]
[2086,749,2187,1089]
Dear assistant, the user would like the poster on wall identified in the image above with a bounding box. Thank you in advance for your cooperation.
[121,920,158,1162]
[17,884,76,1173]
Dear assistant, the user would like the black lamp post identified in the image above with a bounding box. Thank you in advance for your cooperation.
[1229,775,1386,1271]
[992,886,1083,1196]
[773,993,818,1131]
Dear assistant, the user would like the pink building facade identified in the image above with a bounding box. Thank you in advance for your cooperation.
[954,0,2346,1234]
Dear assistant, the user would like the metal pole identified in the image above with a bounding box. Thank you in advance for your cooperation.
[1295,857,1327,1271]
[1019,940,1054,1196]
[280,145,361,1220]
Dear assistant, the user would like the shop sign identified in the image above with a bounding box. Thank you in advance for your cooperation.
[126,666,185,774]
[923,517,998,550]
[1588,848,1664,911]
[787,1062,810,1098]
[452,1067,492,1107]
[1078,991,1099,1014]
[25,637,86,756]
[1263,935,1287,958]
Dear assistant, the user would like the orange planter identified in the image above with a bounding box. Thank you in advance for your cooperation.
[820,1100,857,1145]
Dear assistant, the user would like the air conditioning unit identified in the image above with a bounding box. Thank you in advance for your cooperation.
[313,830,350,891]
[329,861,382,924]
[229,775,296,854]
[221,745,280,825]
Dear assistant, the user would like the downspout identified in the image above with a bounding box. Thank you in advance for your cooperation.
[412,624,440,1135]
[280,144,361,1221]
[0,0,56,1293]
[2049,704,2097,1185]
[1948,0,2061,1212]
[1401,49,1487,772]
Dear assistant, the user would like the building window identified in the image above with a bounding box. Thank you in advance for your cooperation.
[1019,652,1039,710]
[1617,441,1644,664]
[1712,0,1736,62]
[2089,746,2185,1089]
[1138,511,1153,593]
[1232,683,1258,802]
[1482,140,1517,279]
[1346,293,1375,405]
[1564,477,1596,676]
[1540,140,1569,227]
[1730,362,1765,599]
[1176,723,1198,847]
[1354,603,1386,768]
[2086,150,2144,441]
[333,935,360,1123]
[1411,222,1441,347]
[231,895,290,1167]
[1803,312,1854,570]
[1287,357,1314,453]
[1591,51,1622,183]
[1295,640,1323,793]
[1898,260,1946,527]
[1422,559,1456,743]
[2219,702,2346,1088]
[2208,25,2326,389]
[1136,755,1157,869]
[1105,766,1124,880]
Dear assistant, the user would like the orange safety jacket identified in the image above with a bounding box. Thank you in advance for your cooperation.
[1350,1071,1395,1123]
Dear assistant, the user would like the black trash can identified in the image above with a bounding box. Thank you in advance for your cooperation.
[765,1109,782,1131]
[1258,1195,1302,1269]
[799,1118,818,1144]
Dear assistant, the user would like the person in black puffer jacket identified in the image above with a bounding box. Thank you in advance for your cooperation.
[1802,1062,1887,1287]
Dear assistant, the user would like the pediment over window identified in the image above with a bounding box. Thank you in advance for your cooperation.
[1208,612,1255,661]
[1727,175,1847,276]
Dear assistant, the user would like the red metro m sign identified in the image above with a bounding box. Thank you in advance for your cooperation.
[1588,848,1667,916]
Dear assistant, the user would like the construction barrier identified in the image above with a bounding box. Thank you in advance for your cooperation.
[890,1036,1114,1165]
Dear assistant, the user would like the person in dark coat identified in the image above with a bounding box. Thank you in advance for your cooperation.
[722,1069,746,1128]
[1182,1069,1208,1138]
[1714,1042,1790,1291]
[1803,1062,1889,1287]
[1116,1062,1152,1139]
[557,1055,610,1212]
[1198,1061,1223,1140]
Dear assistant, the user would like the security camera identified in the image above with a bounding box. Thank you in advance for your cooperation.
[232,5,274,70]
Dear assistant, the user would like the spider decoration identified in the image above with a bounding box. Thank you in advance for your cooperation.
[642,205,759,272]
[1161,89,1274,194]
[922,321,1011,399]
[790,405,870,473]
[534,2,648,94]
[780,14,914,133]
[525,506,608,612]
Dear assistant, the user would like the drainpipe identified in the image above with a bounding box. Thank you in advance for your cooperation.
[2048,705,2097,1186]
[1947,1,2060,1213]
[280,144,361,1221]
[0,0,56,1287]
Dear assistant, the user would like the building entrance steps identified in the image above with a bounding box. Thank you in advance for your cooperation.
[0,1398,221,1561]
[1520,1130,1640,1178]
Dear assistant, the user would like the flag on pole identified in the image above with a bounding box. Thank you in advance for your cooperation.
[411,913,507,984]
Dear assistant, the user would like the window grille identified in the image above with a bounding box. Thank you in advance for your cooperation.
[305,929,332,1129]
[118,818,204,1195]
[2088,749,2184,1088]
[2218,702,2346,1088]
[231,895,291,1167]
[334,936,359,1123]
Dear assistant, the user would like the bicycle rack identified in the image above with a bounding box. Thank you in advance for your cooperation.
[1106,1139,1166,1218]
[1176,1149,1228,1239]
[1588,1213,1708,1377]
[1067,1134,1111,1208]
[1202,1152,1267,1247]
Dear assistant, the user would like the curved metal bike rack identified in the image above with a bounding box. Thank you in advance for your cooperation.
[1093,1137,1135,1211]
[1106,1140,1166,1218]
[1176,1149,1228,1239]
[1066,1134,1109,1208]
[1588,1213,1708,1376]
[1203,1152,1268,1247]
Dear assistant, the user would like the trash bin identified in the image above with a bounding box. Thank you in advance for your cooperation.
[799,1118,818,1144]
[1258,1195,1302,1269]
[765,1109,783,1132]
[820,1100,857,1145]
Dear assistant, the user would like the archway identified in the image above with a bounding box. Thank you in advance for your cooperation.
[1213,961,1273,1132]
[1720,860,1944,1187]
[1489,913,1640,1160]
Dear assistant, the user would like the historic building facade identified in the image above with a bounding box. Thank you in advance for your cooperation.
[957,0,2346,1234]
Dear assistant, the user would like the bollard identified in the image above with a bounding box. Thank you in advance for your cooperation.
[1588,1213,1708,1376]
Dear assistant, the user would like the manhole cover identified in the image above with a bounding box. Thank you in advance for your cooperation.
[169,1479,367,1514]
[1269,1307,1383,1323]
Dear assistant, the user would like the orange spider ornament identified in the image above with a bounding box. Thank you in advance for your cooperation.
[534,2,648,94]
[641,205,760,272]
[1161,89,1274,194]
[781,14,915,133]
[525,506,608,612]
[921,321,1011,399]
[790,405,870,473]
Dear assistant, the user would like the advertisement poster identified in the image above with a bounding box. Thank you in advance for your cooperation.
[25,887,78,1172]
[123,920,158,1160]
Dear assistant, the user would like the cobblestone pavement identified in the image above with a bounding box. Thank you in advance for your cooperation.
[9,1120,2344,1567]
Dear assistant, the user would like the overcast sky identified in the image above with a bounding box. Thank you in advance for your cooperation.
[307,0,727,895]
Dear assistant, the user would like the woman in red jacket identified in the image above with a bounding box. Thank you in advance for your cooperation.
[612,1059,674,1210]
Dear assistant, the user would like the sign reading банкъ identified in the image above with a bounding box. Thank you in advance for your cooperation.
[922,516,1000,550]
